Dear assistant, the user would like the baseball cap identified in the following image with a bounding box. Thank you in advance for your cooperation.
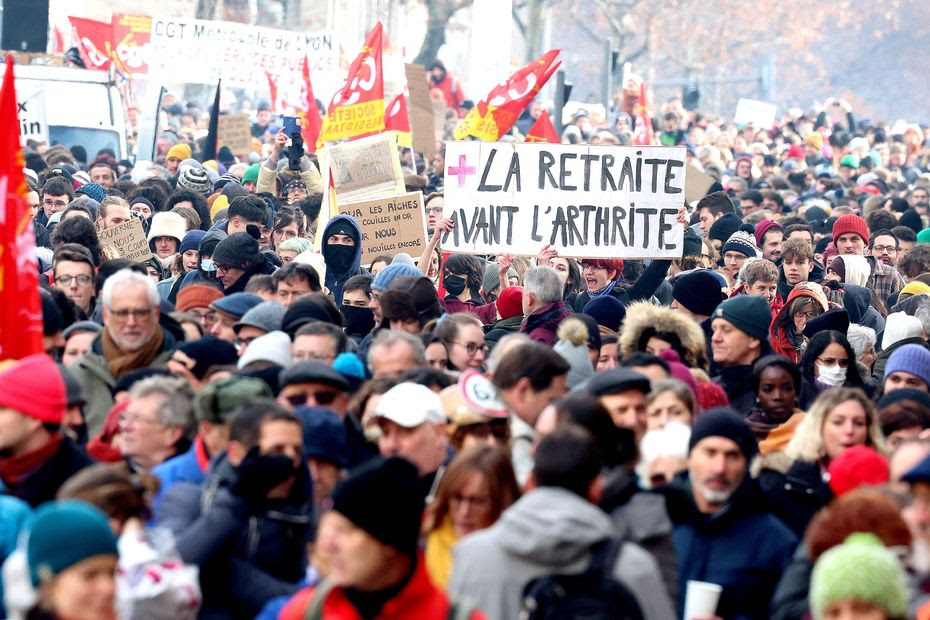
[373,382,445,427]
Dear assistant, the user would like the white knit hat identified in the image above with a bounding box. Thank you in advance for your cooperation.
[146,211,187,244]
[882,311,924,350]
[238,331,294,370]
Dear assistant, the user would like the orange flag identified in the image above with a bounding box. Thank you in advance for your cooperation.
[265,70,283,113]
[319,22,384,143]
[297,56,323,153]
[525,109,560,143]
[454,50,561,141]
[0,56,43,360]
[384,94,412,148]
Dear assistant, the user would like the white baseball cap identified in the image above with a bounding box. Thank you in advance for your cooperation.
[373,383,445,428]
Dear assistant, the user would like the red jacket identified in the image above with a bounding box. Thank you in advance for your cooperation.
[769,284,828,363]
[278,556,486,620]
[432,75,466,117]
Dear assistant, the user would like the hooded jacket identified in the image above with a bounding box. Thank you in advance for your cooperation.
[221,253,278,295]
[769,283,829,363]
[660,474,797,619]
[841,283,886,333]
[619,301,708,369]
[448,486,676,620]
[321,215,363,304]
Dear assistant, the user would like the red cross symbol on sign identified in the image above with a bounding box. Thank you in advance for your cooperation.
[447,154,476,187]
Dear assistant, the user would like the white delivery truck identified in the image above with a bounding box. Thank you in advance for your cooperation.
[13,64,128,159]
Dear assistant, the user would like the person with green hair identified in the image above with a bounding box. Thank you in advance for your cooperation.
[276,237,312,263]
[809,532,908,620]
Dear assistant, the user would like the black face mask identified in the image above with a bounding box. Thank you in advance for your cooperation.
[443,274,467,296]
[341,304,375,335]
[326,244,355,274]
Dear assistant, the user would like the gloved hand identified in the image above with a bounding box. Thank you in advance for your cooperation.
[231,447,298,509]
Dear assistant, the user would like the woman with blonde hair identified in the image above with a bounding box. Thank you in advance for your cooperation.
[754,387,886,536]
[424,445,520,590]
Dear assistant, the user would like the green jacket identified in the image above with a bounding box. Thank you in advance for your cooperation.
[69,332,176,436]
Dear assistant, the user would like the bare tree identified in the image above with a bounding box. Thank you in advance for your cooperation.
[413,0,475,66]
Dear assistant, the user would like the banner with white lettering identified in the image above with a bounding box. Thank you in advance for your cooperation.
[442,141,686,259]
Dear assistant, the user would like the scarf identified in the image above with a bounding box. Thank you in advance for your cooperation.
[0,434,63,487]
[590,279,621,298]
[102,326,164,378]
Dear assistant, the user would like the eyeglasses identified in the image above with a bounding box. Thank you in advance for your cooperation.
[119,412,162,426]
[453,340,487,356]
[108,307,155,321]
[190,310,217,326]
[55,274,93,287]
[817,357,849,368]
[285,390,340,408]
[872,245,897,253]
[426,206,444,215]
[214,263,233,274]
[42,198,68,209]
[235,335,259,350]
[793,310,816,320]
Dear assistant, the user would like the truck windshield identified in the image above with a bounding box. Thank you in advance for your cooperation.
[48,127,121,160]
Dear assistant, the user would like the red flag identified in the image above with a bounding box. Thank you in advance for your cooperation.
[384,94,412,147]
[297,56,323,152]
[265,70,283,113]
[319,22,384,143]
[0,57,43,360]
[632,81,654,145]
[454,50,561,141]
[68,16,113,71]
[525,109,560,143]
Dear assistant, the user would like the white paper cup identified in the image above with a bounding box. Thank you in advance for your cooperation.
[683,580,722,619]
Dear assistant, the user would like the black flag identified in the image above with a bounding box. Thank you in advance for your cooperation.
[200,80,221,162]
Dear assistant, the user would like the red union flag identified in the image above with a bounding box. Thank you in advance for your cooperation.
[297,56,323,152]
[319,22,384,143]
[384,94,411,148]
[524,109,560,143]
[68,16,113,71]
[454,50,561,141]
[0,57,43,360]
[632,81,655,145]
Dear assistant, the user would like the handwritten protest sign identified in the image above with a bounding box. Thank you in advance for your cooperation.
[218,114,252,154]
[339,192,427,264]
[98,219,153,262]
[404,63,438,156]
[442,142,686,259]
[326,132,405,202]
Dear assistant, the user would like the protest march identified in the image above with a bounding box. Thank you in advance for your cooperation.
[5,2,930,620]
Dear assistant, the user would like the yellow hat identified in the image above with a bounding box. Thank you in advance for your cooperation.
[166,143,192,161]
[202,159,219,172]
[805,132,823,150]
[210,194,229,220]
[901,281,930,297]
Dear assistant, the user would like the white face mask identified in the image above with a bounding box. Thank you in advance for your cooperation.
[817,363,846,386]
[200,258,216,272]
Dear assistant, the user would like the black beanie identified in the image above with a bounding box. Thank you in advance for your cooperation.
[331,457,423,556]
[281,296,344,336]
[688,407,758,459]
[682,227,703,257]
[212,229,261,269]
[40,290,63,336]
[326,220,356,241]
[672,270,725,316]
[708,212,742,243]
[175,336,239,380]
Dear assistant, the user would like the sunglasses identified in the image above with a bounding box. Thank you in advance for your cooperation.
[285,390,340,408]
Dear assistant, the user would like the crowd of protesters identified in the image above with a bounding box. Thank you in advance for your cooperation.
[7,65,930,620]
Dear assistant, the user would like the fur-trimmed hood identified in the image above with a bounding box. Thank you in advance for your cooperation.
[750,449,794,477]
[619,301,707,368]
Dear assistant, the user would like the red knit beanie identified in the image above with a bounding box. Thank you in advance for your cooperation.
[832,214,870,245]
[0,354,65,424]
[176,284,223,312]
[496,286,525,320]
[753,219,782,247]
[827,445,888,497]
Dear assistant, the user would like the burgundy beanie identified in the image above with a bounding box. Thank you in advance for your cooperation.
[0,354,66,424]
[832,214,870,245]
[753,219,782,247]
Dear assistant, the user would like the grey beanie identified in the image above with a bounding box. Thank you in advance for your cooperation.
[234,300,286,334]
[177,166,212,195]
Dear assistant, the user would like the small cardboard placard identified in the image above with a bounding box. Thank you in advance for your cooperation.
[404,63,438,156]
[327,131,406,202]
[684,164,714,203]
[98,219,153,262]
[339,191,427,264]
[217,113,252,154]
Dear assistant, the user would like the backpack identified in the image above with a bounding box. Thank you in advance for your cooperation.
[519,538,644,620]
